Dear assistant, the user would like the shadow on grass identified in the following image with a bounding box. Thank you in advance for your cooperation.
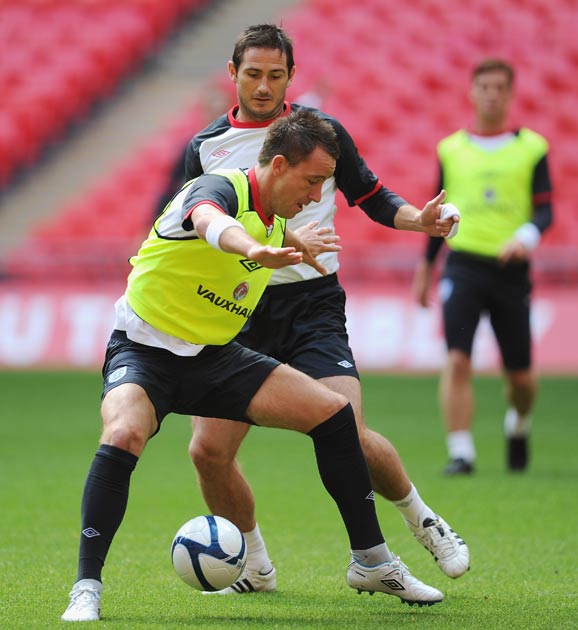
[106,589,446,628]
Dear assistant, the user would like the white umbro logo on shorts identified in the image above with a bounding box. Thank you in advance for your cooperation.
[337,360,353,368]
[108,366,127,383]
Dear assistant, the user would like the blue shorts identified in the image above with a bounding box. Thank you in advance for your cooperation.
[235,273,359,380]
[440,251,532,370]
[101,330,280,429]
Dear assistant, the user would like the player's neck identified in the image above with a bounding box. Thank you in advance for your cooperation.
[252,165,274,219]
[472,117,508,136]
[235,103,285,124]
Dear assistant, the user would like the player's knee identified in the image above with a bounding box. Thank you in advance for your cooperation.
[508,369,536,395]
[189,432,236,472]
[101,423,148,455]
[447,350,471,380]
[332,391,350,410]
[357,425,379,452]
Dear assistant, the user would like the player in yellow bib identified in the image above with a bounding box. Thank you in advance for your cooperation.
[126,168,286,345]
[62,110,450,623]
[413,59,553,476]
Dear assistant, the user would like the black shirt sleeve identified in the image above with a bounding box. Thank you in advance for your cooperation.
[532,154,554,234]
[297,105,408,229]
[184,138,203,182]
[181,174,239,231]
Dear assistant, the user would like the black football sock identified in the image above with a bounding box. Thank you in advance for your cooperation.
[76,444,138,582]
[308,404,384,550]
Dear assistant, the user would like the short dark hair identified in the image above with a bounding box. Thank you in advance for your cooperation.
[258,109,340,166]
[231,24,294,73]
[472,58,515,86]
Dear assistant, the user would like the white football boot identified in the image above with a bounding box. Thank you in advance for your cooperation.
[202,566,276,595]
[347,557,443,606]
[61,578,102,622]
[409,516,470,578]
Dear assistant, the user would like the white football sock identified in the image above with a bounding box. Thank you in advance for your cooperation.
[242,523,273,573]
[447,430,476,463]
[351,541,394,566]
[504,408,531,437]
[393,484,437,530]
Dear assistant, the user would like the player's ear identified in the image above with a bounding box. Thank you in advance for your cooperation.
[287,66,296,86]
[228,60,237,82]
[271,154,288,175]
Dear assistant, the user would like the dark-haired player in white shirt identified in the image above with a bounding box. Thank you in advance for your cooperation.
[186,24,468,596]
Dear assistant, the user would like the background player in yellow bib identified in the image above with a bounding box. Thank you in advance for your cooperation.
[413,59,554,476]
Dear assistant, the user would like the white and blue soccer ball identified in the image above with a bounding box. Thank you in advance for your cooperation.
[171,515,247,591]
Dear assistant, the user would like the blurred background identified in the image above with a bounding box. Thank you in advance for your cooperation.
[0,0,576,372]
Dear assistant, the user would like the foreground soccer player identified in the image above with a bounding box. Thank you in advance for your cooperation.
[61,111,455,622]
[185,24,469,595]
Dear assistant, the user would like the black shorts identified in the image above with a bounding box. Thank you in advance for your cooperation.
[101,330,280,429]
[440,251,533,370]
[235,273,359,380]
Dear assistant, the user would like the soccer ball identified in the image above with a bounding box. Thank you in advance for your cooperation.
[171,515,247,591]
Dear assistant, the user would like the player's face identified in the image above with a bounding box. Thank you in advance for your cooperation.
[470,70,512,126]
[229,47,295,123]
[270,146,336,219]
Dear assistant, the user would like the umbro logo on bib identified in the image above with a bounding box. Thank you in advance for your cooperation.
[240,259,263,272]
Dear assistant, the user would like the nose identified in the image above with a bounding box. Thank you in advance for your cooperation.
[257,77,270,93]
[309,182,323,203]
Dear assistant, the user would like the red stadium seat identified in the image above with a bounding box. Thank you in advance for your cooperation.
[0,0,214,189]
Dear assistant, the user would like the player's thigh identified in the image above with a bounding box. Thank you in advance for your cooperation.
[247,364,348,432]
[489,275,532,370]
[100,382,158,454]
[440,274,483,354]
[491,302,531,370]
[191,415,251,462]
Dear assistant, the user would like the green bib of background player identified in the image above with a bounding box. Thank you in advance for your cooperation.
[439,129,548,258]
[126,169,286,345]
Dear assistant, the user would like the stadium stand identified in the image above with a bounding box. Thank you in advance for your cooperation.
[2,0,577,284]
[0,0,211,188]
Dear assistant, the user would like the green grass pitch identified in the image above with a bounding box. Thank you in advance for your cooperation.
[0,371,576,629]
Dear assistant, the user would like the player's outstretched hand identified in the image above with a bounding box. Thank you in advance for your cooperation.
[294,220,341,256]
[282,221,341,276]
[420,190,460,238]
[246,244,304,269]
